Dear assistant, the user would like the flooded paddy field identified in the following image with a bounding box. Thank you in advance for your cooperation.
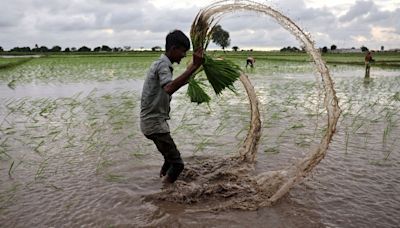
[0,54,399,227]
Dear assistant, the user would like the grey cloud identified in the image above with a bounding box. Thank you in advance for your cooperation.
[106,9,147,29]
[0,1,25,27]
[34,12,98,32]
[339,0,374,22]
[395,9,400,34]
[337,2,400,34]
[97,0,140,5]
[1,0,399,50]
[0,12,24,27]
[32,0,67,7]
[32,0,154,31]
[232,28,298,48]
[219,13,281,31]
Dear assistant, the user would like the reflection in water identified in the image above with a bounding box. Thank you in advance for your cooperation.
[363,77,373,88]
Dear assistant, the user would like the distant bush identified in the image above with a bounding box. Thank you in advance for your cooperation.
[280,46,300,52]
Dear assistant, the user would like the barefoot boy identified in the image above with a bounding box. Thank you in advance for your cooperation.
[140,30,204,184]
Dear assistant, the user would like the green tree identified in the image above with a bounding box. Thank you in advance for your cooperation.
[50,46,62,52]
[151,46,162,51]
[10,46,31,52]
[32,46,48,52]
[232,46,239,51]
[0,46,3,52]
[101,45,112,52]
[78,46,91,52]
[39,46,49,52]
[211,25,231,51]
[280,46,300,52]
[330,44,337,51]
[361,46,369,52]
[322,46,328,53]
[93,46,101,52]
[64,47,71,52]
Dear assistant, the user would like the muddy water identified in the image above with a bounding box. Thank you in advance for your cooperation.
[0,62,399,227]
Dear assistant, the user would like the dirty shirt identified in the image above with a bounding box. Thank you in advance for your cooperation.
[140,54,173,135]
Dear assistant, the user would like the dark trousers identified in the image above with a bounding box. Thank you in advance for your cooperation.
[246,59,254,68]
[145,133,184,182]
[365,63,371,78]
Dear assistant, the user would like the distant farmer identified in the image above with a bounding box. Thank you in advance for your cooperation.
[246,56,255,68]
[140,30,204,185]
[364,51,374,78]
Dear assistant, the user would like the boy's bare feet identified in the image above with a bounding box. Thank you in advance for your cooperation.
[162,175,174,184]
[160,170,166,178]
[161,175,174,189]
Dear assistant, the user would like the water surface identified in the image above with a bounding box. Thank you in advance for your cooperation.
[0,59,399,227]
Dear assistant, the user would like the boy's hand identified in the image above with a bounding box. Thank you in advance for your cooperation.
[192,48,204,69]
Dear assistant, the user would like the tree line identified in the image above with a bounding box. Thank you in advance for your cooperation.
[0,25,234,53]
[280,44,372,53]
[1,44,374,54]
[0,45,132,53]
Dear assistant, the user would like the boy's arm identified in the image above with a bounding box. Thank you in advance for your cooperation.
[163,49,204,95]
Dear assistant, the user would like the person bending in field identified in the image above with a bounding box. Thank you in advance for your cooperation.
[246,56,255,68]
[364,51,374,78]
[140,30,204,185]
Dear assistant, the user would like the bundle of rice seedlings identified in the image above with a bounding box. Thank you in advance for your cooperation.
[203,55,241,95]
[187,78,211,104]
[187,9,241,104]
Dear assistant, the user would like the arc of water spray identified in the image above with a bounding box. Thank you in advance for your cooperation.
[197,0,341,205]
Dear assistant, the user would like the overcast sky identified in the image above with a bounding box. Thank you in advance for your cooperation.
[1,0,399,51]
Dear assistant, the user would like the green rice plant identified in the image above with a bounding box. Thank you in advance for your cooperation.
[363,123,371,148]
[214,120,227,135]
[187,78,211,104]
[382,110,395,145]
[187,11,242,104]
[382,124,391,145]
[3,127,16,135]
[0,57,33,70]
[8,161,14,177]
[35,157,50,180]
[392,92,400,102]
[384,136,398,160]
[7,79,17,89]
[104,173,125,183]
[0,184,19,210]
[295,136,311,147]
[95,159,113,174]
[270,112,281,120]
[344,127,350,154]
[290,123,305,129]
[235,125,249,139]
[0,137,12,160]
[47,184,63,191]
[264,146,280,154]
[193,137,210,154]
[203,55,241,95]
[33,140,45,155]
[130,151,146,159]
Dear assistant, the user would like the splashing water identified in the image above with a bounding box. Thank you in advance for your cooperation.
[147,0,341,210]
